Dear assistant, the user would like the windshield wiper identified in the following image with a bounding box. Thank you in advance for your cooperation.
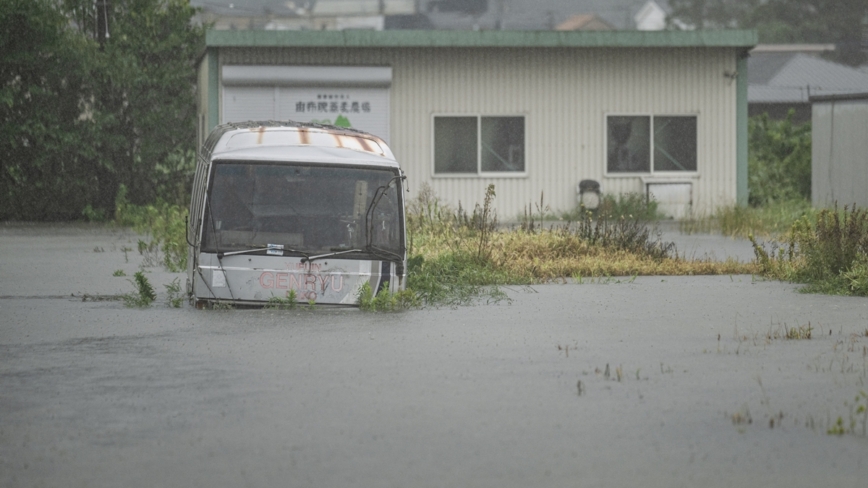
[364,246,403,263]
[301,246,402,264]
[301,248,363,263]
[218,245,308,260]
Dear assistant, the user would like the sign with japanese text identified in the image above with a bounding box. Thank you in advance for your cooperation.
[224,86,390,143]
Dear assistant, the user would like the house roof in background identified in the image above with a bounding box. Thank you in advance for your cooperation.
[748,51,868,103]
[205,28,756,48]
[423,0,671,30]
[192,0,672,30]
[555,14,615,31]
[192,0,302,18]
[810,92,868,103]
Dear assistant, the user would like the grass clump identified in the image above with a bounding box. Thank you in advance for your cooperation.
[406,183,525,306]
[764,322,813,341]
[752,204,868,295]
[560,192,664,222]
[828,391,868,437]
[265,290,298,310]
[357,282,419,311]
[681,199,816,239]
[164,278,184,308]
[123,271,157,308]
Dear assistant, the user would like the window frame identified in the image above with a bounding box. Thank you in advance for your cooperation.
[604,113,699,177]
[431,114,528,178]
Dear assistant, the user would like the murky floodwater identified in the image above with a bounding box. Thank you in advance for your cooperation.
[1,224,866,487]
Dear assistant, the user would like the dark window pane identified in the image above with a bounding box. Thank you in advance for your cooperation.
[654,116,697,171]
[481,117,524,172]
[434,117,477,173]
[607,116,650,172]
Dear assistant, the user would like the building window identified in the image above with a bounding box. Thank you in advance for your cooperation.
[607,115,697,173]
[434,116,525,175]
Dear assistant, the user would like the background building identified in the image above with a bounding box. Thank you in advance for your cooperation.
[191,0,671,31]
[748,44,868,123]
[198,29,756,219]
[810,93,868,209]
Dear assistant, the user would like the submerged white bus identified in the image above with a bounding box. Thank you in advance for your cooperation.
[187,121,407,307]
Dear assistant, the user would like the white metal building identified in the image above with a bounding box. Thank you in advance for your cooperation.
[198,30,756,219]
[811,93,868,209]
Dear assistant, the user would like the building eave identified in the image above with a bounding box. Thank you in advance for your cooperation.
[205,29,758,49]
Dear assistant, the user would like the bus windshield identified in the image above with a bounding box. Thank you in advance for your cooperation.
[201,162,403,257]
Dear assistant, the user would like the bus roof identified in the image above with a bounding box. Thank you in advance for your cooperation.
[207,121,396,162]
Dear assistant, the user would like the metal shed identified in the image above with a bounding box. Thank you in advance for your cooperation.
[198,29,756,219]
[810,93,868,209]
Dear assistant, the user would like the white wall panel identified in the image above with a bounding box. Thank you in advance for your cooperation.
[223,86,275,123]
[812,100,868,208]
[221,46,739,219]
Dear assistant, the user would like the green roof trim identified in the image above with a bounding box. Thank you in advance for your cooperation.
[206,29,758,49]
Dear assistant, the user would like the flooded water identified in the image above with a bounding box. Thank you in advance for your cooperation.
[1,224,867,487]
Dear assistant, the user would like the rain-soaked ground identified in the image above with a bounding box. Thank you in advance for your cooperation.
[1,223,867,488]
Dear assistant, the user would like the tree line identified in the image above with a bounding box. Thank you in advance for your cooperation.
[668,0,868,66]
[1,0,203,221]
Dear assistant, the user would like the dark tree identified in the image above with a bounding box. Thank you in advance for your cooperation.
[0,0,100,219]
[64,0,205,209]
[0,0,204,221]
[668,0,868,66]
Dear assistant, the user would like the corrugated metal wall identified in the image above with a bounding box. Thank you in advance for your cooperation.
[220,46,738,219]
[812,99,868,208]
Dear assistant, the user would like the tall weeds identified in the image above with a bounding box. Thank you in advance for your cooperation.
[114,185,188,272]
[681,200,816,238]
[560,192,663,222]
[752,204,868,295]
[406,184,751,305]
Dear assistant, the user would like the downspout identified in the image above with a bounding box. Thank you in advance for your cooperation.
[736,49,749,206]
[827,101,836,205]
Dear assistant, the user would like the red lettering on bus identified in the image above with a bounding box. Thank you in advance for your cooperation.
[288,273,301,289]
[276,272,288,289]
[331,275,344,292]
[260,272,274,288]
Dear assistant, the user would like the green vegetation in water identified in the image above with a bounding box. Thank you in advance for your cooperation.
[752,205,868,296]
[559,192,665,222]
[265,290,298,310]
[681,199,817,239]
[357,282,420,311]
[114,185,188,272]
[406,183,753,308]
[164,278,184,308]
[124,271,157,308]
[827,391,868,437]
